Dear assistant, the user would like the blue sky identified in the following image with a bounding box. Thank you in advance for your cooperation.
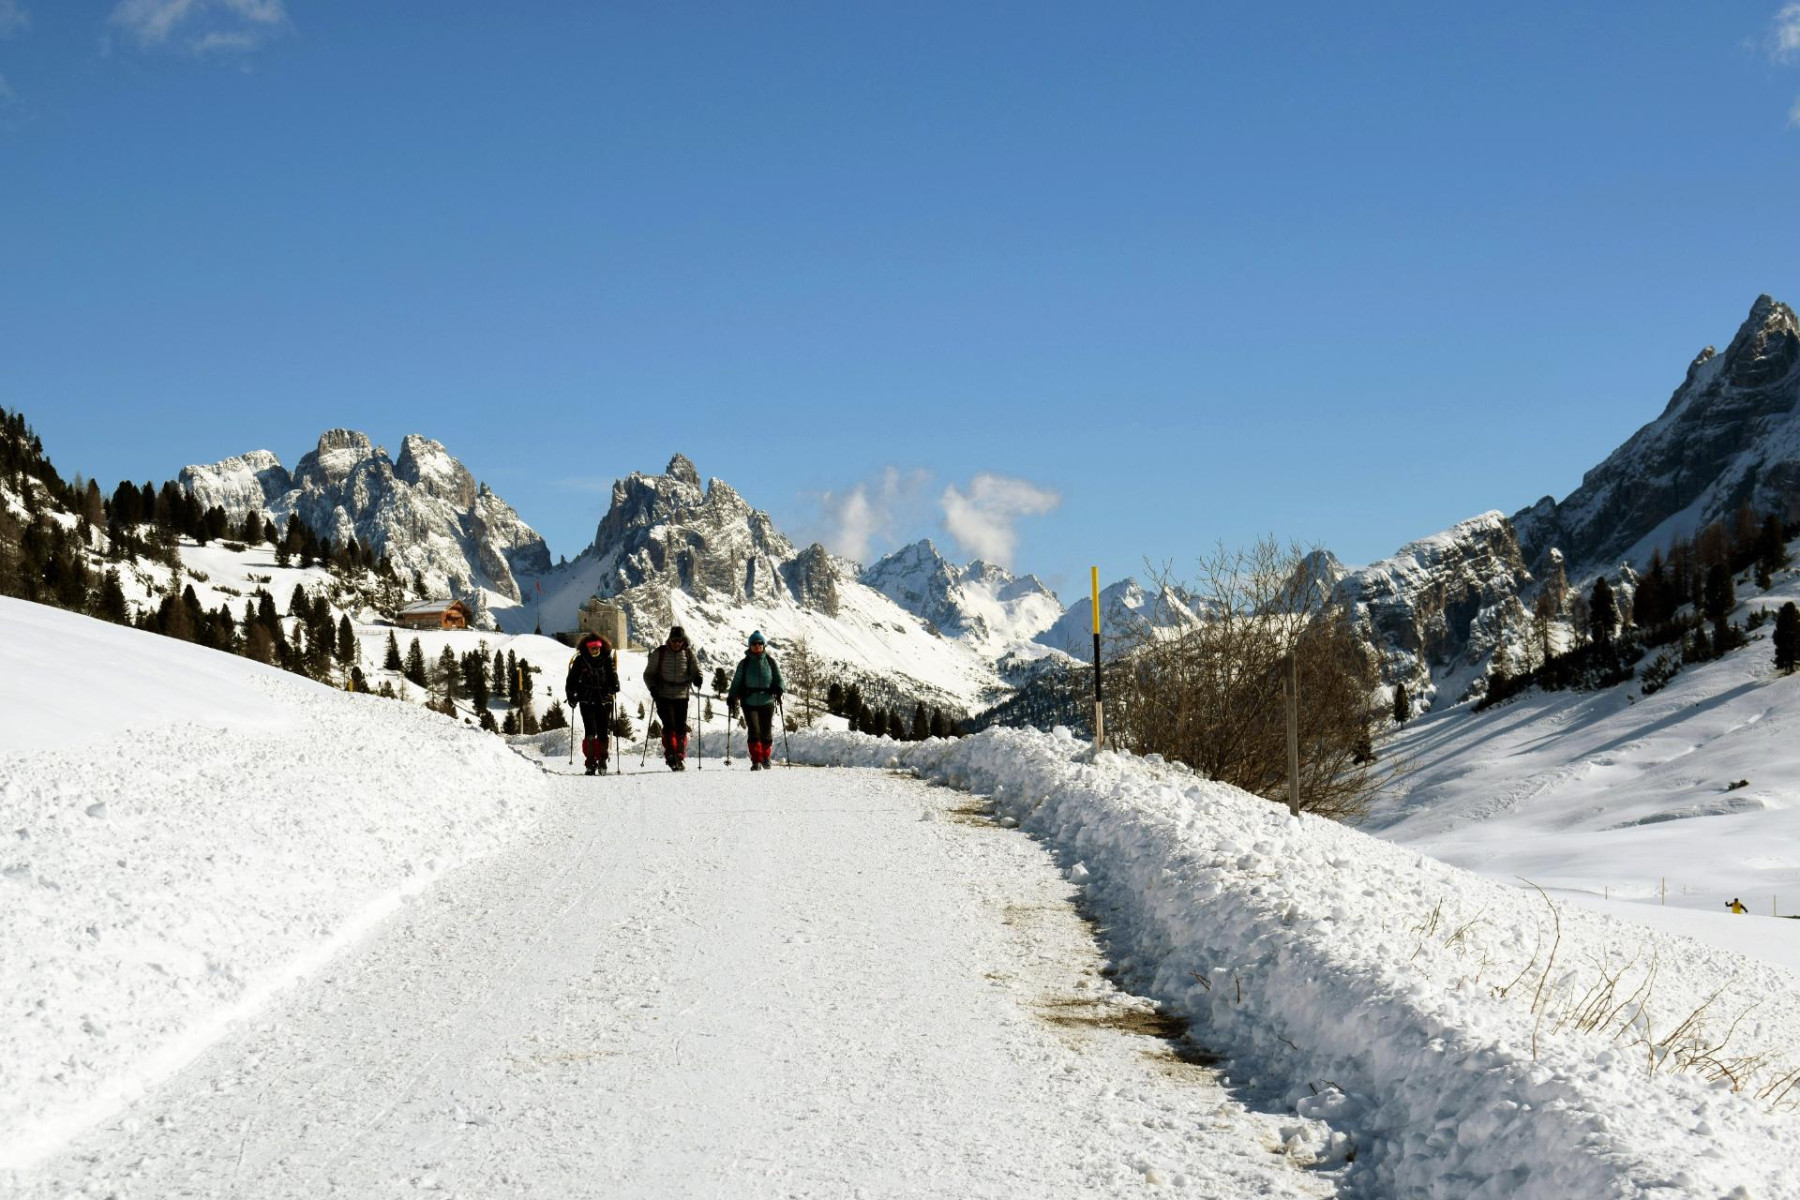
[4,2,1800,597]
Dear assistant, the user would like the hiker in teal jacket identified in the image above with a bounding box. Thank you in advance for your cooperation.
[727,630,783,770]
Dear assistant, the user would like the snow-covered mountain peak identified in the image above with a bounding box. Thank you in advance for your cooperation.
[181,430,548,604]
[394,433,479,507]
[1512,294,1800,581]
[667,453,702,489]
[860,538,1062,654]
[294,429,377,490]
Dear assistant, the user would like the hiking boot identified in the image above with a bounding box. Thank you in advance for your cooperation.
[585,763,597,776]
[750,760,762,772]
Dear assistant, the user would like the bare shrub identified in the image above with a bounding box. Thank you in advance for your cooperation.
[1107,537,1386,821]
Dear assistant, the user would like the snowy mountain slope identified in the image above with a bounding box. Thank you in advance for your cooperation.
[181,430,550,602]
[1367,547,1800,949]
[1513,294,1800,581]
[506,457,1012,714]
[0,599,550,1170]
[791,725,1800,1198]
[860,538,1064,656]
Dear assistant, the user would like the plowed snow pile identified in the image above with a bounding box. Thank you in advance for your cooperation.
[0,598,550,1170]
[789,725,1800,1199]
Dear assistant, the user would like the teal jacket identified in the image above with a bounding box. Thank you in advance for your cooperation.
[727,652,784,709]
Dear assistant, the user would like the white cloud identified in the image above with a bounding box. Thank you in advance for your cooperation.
[1775,3,1800,60]
[0,1,28,39]
[815,467,930,563]
[1790,96,1800,128]
[108,0,288,55]
[939,473,1061,569]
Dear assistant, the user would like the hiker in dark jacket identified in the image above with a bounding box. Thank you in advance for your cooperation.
[727,630,784,771]
[643,624,702,770]
[565,631,620,776]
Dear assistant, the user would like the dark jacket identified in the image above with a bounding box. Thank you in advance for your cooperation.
[727,652,783,709]
[566,646,620,705]
[643,644,702,700]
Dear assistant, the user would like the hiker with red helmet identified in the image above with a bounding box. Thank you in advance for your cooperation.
[643,625,702,771]
[565,632,620,776]
[727,630,784,771]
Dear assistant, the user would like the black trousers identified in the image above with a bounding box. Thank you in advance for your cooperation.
[578,700,611,745]
[655,696,690,738]
[742,705,773,744]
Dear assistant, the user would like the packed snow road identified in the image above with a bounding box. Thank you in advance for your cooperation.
[8,756,1333,1199]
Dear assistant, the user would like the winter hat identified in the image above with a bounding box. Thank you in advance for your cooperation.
[668,625,688,643]
[747,630,766,647]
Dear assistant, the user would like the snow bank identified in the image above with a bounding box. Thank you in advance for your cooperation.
[788,725,1800,1198]
[0,599,550,1170]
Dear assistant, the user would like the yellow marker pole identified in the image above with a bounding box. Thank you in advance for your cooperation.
[1091,567,1104,750]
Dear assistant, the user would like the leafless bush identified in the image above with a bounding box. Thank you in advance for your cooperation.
[1106,537,1386,821]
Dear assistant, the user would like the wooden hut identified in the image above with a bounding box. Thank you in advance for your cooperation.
[396,599,473,630]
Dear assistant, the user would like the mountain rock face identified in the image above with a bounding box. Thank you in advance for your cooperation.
[861,539,1063,655]
[1513,295,1800,581]
[1333,512,1532,709]
[584,455,842,629]
[180,431,550,603]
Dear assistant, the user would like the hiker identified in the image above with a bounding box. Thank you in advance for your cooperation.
[1727,897,1748,914]
[643,624,702,770]
[727,630,784,771]
[564,632,619,776]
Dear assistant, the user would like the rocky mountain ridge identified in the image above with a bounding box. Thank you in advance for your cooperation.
[180,430,550,605]
[860,539,1063,655]
[1513,294,1800,581]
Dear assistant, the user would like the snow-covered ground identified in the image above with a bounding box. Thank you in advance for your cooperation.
[0,599,550,1172]
[1368,565,1800,973]
[787,726,1800,1198]
[8,592,1800,1196]
[2,605,1332,1198]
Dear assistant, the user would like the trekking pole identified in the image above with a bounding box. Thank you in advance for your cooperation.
[569,703,577,769]
[613,700,622,775]
[640,707,652,768]
[724,703,734,767]
[778,697,791,766]
[692,687,704,770]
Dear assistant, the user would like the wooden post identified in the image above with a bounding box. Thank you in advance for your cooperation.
[1283,651,1301,817]
[1091,567,1105,751]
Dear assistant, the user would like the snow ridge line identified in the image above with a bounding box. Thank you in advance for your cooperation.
[785,726,1797,1199]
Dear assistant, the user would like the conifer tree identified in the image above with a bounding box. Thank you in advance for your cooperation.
[1774,602,1800,675]
[289,583,309,618]
[384,630,402,671]
[911,702,930,741]
[1703,563,1735,649]
[1392,682,1411,725]
[97,569,129,624]
[712,666,730,695]
[404,637,428,687]
[437,645,461,701]
[336,615,357,665]
[1589,577,1618,649]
